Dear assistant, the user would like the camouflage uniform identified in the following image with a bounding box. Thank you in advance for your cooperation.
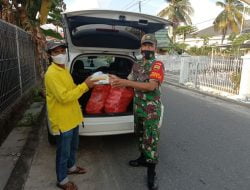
[129,57,164,164]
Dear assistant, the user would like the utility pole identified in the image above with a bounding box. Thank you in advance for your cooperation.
[240,2,247,34]
[139,0,141,13]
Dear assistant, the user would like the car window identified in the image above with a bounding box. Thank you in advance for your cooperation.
[72,55,133,78]
[76,55,113,69]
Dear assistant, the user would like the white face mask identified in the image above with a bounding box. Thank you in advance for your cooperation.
[51,53,67,65]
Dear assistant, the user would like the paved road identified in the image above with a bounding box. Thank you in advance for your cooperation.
[24,84,250,190]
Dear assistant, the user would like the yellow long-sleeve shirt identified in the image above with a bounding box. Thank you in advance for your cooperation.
[45,63,89,134]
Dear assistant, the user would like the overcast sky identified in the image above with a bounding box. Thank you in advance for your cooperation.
[63,0,247,30]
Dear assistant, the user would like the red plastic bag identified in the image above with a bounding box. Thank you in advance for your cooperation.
[86,85,111,114]
[104,87,134,113]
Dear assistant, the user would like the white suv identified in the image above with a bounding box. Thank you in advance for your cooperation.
[47,10,170,143]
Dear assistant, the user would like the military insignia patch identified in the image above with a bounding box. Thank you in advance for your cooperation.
[153,64,161,70]
[149,61,164,83]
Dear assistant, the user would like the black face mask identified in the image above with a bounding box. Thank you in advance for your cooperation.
[141,50,155,60]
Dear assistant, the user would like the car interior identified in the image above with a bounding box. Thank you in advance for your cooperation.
[71,55,134,116]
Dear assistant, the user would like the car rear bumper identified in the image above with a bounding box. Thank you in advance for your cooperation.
[79,115,134,136]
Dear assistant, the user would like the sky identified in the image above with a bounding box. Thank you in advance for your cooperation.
[63,0,243,30]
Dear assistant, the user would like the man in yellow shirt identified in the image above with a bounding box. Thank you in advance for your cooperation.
[45,40,97,190]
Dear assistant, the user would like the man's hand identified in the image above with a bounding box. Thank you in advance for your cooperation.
[84,76,99,88]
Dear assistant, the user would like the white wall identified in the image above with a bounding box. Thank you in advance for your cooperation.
[176,35,231,48]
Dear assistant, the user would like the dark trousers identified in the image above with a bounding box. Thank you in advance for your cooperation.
[56,126,79,182]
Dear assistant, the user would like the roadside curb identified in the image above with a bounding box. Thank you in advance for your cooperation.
[164,81,250,109]
[3,101,46,190]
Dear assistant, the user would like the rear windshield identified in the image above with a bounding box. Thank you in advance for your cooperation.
[70,24,143,49]
[72,24,143,39]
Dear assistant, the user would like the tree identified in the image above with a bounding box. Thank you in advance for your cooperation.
[157,0,194,42]
[0,0,66,77]
[232,32,250,49]
[200,35,211,46]
[188,46,213,56]
[175,25,197,42]
[47,0,67,29]
[213,0,249,44]
[227,32,237,42]
[173,42,188,54]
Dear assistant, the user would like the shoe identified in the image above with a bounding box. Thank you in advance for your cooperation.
[68,166,87,175]
[147,164,158,190]
[57,181,78,190]
[147,173,158,190]
[129,153,148,167]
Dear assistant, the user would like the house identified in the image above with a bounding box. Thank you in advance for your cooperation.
[176,20,250,48]
[155,28,173,54]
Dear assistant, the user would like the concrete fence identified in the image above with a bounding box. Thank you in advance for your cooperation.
[159,54,250,100]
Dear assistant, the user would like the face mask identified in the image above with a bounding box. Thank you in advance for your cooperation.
[141,50,155,60]
[51,53,67,65]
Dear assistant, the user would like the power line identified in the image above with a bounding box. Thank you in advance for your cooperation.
[140,0,154,12]
[141,0,153,6]
[130,6,139,12]
[122,0,136,10]
[122,0,134,9]
[194,18,216,25]
[124,2,139,11]
[125,0,153,12]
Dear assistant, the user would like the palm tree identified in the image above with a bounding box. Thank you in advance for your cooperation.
[200,35,211,46]
[157,0,194,42]
[175,25,197,42]
[214,0,247,44]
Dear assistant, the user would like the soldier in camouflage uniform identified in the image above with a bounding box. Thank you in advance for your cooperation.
[110,34,164,190]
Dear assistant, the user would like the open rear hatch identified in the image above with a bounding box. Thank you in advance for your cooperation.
[63,10,172,54]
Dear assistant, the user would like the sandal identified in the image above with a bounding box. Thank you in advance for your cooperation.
[68,166,87,175]
[57,181,78,190]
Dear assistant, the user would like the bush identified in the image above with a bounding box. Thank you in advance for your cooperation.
[230,72,241,91]
[32,87,45,102]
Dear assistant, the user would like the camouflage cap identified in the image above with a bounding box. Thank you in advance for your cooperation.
[141,33,157,45]
[46,40,67,52]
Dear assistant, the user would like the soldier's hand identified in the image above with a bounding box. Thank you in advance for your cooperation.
[111,78,128,87]
[109,74,120,85]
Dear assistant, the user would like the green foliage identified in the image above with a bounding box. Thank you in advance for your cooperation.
[232,33,250,47]
[188,46,213,56]
[158,0,194,25]
[175,25,197,35]
[2,0,66,28]
[175,43,188,50]
[230,72,241,91]
[158,0,194,42]
[32,87,44,102]
[47,0,66,27]
[200,35,211,45]
[214,0,246,43]
[25,113,37,125]
[176,25,197,41]
[171,42,188,54]
[26,0,43,25]
[228,32,237,42]
[41,28,63,40]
